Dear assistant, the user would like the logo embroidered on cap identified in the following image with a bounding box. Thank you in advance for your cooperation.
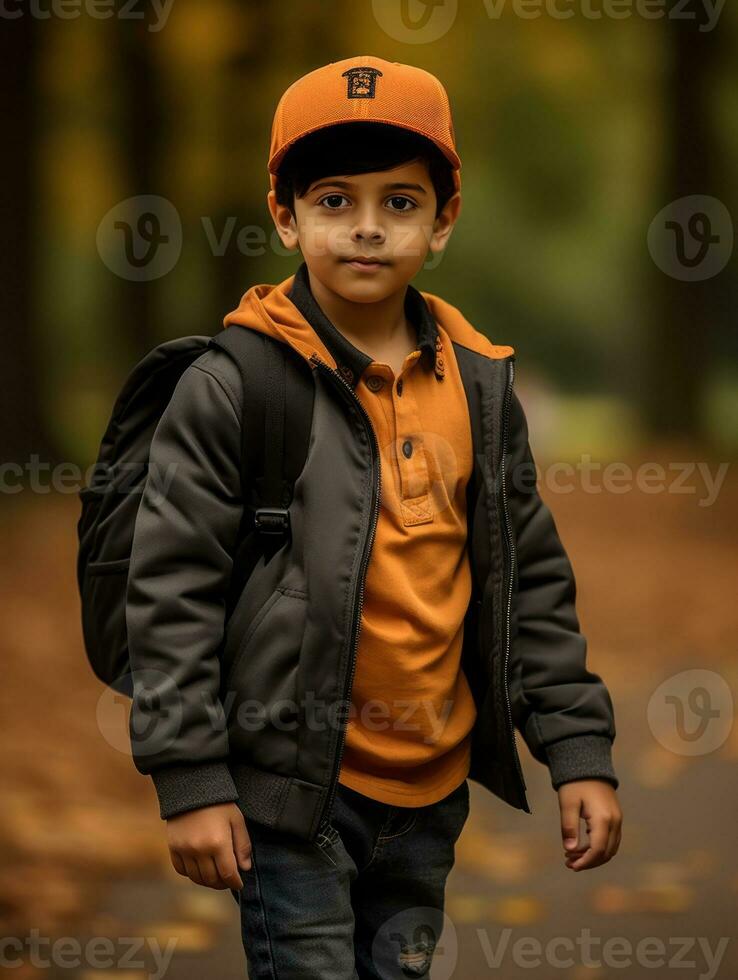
[342,67,383,99]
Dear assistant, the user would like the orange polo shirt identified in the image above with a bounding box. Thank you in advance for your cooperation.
[224,262,479,807]
[336,334,477,806]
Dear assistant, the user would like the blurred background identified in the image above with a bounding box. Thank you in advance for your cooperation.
[1,1,736,977]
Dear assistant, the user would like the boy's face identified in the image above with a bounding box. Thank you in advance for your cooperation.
[268,157,460,304]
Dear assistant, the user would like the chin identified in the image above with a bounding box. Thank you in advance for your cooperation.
[335,275,394,303]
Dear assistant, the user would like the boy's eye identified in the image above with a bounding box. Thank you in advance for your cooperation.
[318,194,350,210]
[386,196,417,212]
[316,193,418,212]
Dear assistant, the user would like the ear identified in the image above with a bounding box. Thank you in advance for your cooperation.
[267,189,299,251]
[428,191,462,255]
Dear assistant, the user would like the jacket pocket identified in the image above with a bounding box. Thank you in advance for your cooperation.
[88,558,131,575]
[224,585,309,768]
[224,586,286,690]
[81,558,131,687]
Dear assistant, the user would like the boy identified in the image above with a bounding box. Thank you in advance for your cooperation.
[126,56,622,979]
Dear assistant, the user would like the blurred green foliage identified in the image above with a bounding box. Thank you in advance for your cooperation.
[7,0,736,464]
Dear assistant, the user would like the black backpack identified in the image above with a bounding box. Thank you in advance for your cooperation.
[76,326,313,696]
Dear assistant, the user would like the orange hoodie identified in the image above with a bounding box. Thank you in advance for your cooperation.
[223,271,514,807]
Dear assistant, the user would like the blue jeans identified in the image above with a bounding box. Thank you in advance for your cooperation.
[230,777,470,979]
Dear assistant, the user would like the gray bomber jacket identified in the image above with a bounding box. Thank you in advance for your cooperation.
[126,265,618,842]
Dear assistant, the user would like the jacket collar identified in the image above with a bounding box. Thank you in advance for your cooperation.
[287,260,440,387]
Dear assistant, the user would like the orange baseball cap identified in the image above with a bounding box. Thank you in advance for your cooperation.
[268,55,461,194]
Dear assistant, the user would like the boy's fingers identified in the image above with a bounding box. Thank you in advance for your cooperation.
[569,815,609,870]
[171,850,187,877]
[606,813,622,860]
[230,811,253,871]
[559,797,581,851]
[196,855,223,889]
[214,847,244,891]
[172,846,240,890]
[183,854,203,885]
[602,820,614,862]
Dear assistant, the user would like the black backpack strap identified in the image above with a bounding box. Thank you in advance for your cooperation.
[253,335,292,539]
[208,327,294,542]
[208,324,315,613]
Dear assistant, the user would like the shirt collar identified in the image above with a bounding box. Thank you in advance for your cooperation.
[286,260,440,388]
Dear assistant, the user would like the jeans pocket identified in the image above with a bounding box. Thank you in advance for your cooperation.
[313,820,341,868]
[376,809,417,843]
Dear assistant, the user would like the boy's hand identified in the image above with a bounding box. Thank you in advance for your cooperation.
[166,802,252,890]
[557,779,622,872]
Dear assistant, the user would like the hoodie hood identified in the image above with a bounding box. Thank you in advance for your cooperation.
[222,271,514,370]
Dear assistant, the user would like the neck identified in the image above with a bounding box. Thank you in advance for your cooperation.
[306,267,414,354]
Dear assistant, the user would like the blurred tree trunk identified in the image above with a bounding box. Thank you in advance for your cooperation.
[0,17,63,466]
[115,17,163,358]
[213,0,345,305]
[642,4,724,443]
[214,0,279,307]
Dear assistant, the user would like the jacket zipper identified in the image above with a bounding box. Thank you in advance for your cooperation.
[500,357,530,811]
[309,351,528,824]
[309,353,381,832]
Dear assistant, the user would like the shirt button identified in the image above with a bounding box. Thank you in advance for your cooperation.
[338,364,355,384]
[365,375,385,392]
[402,439,413,459]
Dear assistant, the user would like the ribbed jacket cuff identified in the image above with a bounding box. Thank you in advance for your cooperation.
[150,762,239,820]
[545,734,619,791]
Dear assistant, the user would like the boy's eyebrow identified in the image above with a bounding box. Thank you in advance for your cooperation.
[308,179,428,194]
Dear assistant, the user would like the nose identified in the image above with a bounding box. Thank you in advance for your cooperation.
[350,204,385,244]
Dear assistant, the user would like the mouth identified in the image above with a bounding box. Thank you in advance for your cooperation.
[342,256,389,271]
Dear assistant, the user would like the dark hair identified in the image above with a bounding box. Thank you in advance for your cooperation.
[274,121,456,219]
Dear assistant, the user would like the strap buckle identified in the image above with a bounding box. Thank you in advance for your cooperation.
[253,507,291,537]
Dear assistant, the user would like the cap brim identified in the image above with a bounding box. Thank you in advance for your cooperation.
[268,118,461,180]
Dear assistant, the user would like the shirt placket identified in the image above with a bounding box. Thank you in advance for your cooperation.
[366,350,434,528]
